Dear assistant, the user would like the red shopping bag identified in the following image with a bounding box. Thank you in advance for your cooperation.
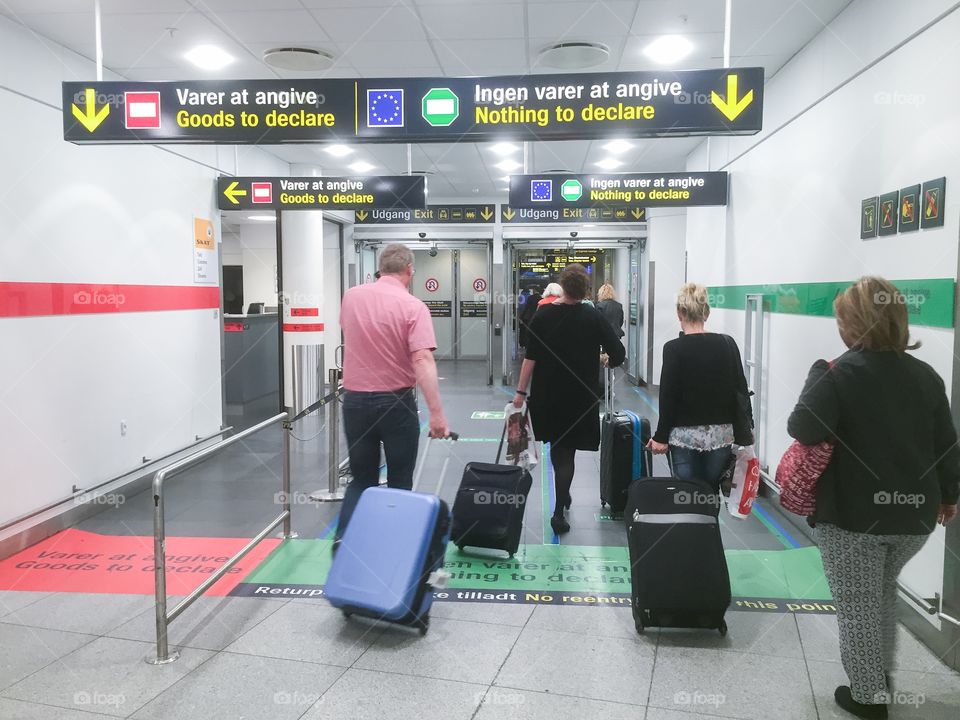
[728,445,760,519]
[776,440,833,516]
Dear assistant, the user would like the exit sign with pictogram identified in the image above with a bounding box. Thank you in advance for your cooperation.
[421,88,459,127]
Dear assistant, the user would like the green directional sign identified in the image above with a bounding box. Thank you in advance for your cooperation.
[471,410,506,420]
[422,88,459,127]
[561,179,583,202]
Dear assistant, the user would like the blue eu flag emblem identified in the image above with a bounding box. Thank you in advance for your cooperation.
[367,89,404,128]
[531,179,552,202]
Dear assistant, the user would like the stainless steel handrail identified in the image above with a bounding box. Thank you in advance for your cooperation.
[148,412,291,665]
[898,582,960,628]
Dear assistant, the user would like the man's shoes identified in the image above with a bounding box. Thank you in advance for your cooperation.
[550,513,570,535]
[833,686,888,719]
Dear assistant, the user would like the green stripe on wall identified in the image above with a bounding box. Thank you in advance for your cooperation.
[707,279,956,328]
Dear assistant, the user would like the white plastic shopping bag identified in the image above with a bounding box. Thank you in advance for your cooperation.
[504,403,539,469]
[727,445,760,519]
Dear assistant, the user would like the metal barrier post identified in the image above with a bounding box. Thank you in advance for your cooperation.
[281,419,298,538]
[150,479,178,665]
[312,368,345,502]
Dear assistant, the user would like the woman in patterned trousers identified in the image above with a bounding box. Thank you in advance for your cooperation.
[787,276,959,719]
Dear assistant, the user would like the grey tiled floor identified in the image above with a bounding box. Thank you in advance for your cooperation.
[3,363,958,718]
[2,592,958,720]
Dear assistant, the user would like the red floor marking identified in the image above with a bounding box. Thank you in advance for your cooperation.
[0,529,280,596]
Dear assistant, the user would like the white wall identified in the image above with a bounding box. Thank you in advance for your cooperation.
[0,16,288,527]
[647,209,688,385]
[684,0,960,606]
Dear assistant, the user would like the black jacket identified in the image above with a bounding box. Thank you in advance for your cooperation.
[787,350,960,535]
[596,299,625,338]
[654,333,752,445]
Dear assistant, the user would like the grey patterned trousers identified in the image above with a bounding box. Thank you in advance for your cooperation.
[817,523,929,704]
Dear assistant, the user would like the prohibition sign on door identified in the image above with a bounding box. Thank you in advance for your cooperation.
[425,277,440,292]
[473,277,487,293]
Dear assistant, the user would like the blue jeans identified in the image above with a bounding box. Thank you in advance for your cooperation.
[669,445,733,491]
[335,389,420,542]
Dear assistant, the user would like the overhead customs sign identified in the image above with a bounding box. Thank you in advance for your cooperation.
[501,205,646,224]
[354,204,495,224]
[62,68,763,144]
[216,175,425,211]
[508,172,728,208]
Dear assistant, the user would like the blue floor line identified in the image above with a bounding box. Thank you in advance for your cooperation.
[752,502,803,549]
[632,386,660,417]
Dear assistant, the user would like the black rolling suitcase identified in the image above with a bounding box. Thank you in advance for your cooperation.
[451,425,533,558]
[600,367,652,514]
[625,477,730,635]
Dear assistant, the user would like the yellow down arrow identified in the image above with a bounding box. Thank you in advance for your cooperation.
[222,181,247,205]
[631,208,644,220]
[71,88,110,133]
[356,210,369,222]
[502,207,515,221]
[711,74,754,122]
[480,206,493,221]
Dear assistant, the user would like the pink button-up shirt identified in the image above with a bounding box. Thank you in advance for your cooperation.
[340,275,437,392]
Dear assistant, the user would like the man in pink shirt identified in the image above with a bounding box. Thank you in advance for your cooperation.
[335,244,449,545]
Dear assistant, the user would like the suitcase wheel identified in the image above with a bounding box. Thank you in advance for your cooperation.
[342,610,352,620]
[457,544,465,553]
[632,606,645,635]
[417,614,430,636]
[718,619,728,637]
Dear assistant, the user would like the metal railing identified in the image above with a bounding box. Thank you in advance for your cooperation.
[148,384,344,665]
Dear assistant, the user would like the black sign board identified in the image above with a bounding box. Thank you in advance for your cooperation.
[920,177,946,229]
[519,250,600,274]
[216,175,424,211]
[354,204,495,224]
[860,198,878,239]
[501,205,645,224]
[509,172,728,209]
[899,184,920,232]
[460,301,488,318]
[878,191,899,236]
[424,300,452,318]
[63,68,763,145]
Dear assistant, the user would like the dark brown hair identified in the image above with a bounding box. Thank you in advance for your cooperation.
[559,264,590,302]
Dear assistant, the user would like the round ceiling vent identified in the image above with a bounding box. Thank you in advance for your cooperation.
[263,47,335,72]
[536,42,609,70]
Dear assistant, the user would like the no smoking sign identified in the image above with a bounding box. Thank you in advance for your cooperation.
[473,277,487,292]
[425,277,440,293]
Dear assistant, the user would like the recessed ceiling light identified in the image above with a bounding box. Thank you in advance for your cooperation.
[350,160,375,173]
[263,47,334,71]
[595,158,622,170]
[490,142,518,155]
[495,159,522,171]
[324,144,353,157]
[185,45,233,71]
[537,41,609,70]
[643,35,693,65]
[247,215,276,222]
[500,175,511,182]
[603,139,633,154]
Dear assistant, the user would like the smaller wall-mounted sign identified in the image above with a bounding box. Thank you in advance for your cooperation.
[193,217,216,284]
[860,197,878,239]
[878,191,899,237]
[898,184,920,233]
[472,278,488,293]
[509,172,727,209]
[920,177,946,229]
[424,277,440,293]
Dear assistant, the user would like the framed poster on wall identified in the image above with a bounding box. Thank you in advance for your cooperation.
[860,197,878,239]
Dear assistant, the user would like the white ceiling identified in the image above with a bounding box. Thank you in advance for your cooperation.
[3,0,853,198]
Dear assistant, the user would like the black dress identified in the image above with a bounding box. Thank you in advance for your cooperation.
[526,302,626,450]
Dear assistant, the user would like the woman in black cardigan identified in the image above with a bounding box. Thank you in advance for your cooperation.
[787,276,959,719]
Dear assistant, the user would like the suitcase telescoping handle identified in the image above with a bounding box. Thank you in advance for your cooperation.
[411,431,458,492]
[604,366,615,416]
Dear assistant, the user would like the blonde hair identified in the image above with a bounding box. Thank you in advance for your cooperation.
[834,276,919,351]
[597,284,616,302]
[676,283,710,323]
[378,244,414,274]
[542,283,562,299]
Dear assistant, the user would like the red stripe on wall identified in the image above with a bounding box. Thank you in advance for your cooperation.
[0,282,220,318]
[282,323,325,333]
[290,307,319,317]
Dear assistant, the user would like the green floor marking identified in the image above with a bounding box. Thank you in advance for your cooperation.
[241,539,831,603]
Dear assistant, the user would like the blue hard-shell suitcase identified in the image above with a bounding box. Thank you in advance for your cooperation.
[325,487,450,635]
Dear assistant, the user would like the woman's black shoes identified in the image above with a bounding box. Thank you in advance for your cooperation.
[550,513,570,535]
[833,686,888,719]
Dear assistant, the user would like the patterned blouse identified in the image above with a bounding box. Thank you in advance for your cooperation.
[669,423,735,451]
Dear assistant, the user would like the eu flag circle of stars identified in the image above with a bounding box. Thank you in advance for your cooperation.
[368,89,404,127]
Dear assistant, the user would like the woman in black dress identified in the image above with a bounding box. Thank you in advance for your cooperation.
[512,264,626,534]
